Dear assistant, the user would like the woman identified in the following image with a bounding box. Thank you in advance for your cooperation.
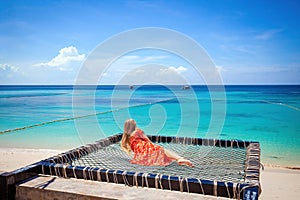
[121,119,193,167]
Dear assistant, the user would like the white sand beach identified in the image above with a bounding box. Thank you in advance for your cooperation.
[1,147,300,199]
[0,148,63,173]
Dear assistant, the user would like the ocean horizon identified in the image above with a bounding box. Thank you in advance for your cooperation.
[0,84,299,167]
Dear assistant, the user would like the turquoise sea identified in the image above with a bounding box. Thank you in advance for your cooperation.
[0,85,299,167]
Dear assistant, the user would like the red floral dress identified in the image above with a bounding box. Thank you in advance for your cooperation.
[129,129,173,166]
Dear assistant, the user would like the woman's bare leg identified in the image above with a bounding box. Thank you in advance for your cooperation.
[164,149,193,167]
[164,149,182,160]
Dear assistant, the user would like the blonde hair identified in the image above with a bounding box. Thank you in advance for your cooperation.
[121,119,136,154]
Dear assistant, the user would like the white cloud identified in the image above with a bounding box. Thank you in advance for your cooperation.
[33,46,85,70]
[255,29,283,40]
[106,65,189,85]
[0,63,24,84]
[0,63,19,72]
[160,66,187,74]
[98,54,171,80]
[116,55,168,66]
[216,65,224,74]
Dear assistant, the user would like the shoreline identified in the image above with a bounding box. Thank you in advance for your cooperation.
[262,163,300,171]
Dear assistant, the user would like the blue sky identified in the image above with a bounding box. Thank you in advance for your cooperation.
[0,0,299,84]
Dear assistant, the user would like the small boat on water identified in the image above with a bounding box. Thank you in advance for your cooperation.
[129,85,134,90]
[182,85,190,90]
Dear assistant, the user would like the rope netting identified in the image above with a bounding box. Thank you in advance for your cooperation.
[42,134,261,199]
[66,142,246,183]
